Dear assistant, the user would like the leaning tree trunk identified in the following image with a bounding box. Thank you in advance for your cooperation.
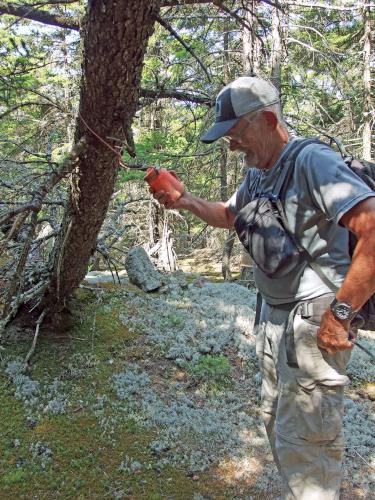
[43,0,160,312]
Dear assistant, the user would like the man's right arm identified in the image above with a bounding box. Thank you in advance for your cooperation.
[153,190,235,229]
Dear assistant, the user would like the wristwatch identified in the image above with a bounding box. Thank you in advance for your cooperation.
[330,298,358,321]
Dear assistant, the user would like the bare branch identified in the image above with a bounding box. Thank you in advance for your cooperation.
[0,1,80,30]
[0,137,87,228]
[140,87,213,106]
[161,0,212,5]
[0,101,57,120]
[282,1,375,11]
[2,212,39,319]
[2,0,371,35]
[24,308,47,365]
[156,15,211,81]
[212,0,251,31]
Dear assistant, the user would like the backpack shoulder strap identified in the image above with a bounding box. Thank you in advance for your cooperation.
[273,137,340,293]
[273,137,325,198]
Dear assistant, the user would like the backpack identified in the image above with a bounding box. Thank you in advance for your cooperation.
[281,137,375,331]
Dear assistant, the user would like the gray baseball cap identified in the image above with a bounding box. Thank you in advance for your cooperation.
[201,76,280,143]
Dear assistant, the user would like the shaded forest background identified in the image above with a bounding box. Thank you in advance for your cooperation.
[0,0,374,334]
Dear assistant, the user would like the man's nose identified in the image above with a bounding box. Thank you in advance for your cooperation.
[229,139,240,151]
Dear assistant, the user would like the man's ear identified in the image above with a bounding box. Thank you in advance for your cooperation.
[262,110,278,131]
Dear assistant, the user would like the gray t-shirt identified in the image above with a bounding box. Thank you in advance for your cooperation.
[228,138,375,305]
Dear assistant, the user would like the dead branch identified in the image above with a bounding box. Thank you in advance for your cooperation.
[2,212,39,320]
[0,1,80,30]
[0,137,87,228]
[156,15,211,81]
[282,1,374,11]
[161,0,212,5]
[24,308,47,365]
[0,212,29,255]
[2,0,371,36]
[140,87,213,106]
[0,101,55,120]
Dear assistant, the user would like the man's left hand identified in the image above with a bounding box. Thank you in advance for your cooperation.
[317,309,353,354]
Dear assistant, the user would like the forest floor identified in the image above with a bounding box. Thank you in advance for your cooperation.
[0,250,374,500]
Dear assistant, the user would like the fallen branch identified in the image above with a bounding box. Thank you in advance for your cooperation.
[24,308,47,365]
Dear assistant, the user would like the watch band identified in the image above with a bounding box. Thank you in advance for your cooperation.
[330,298,358,321]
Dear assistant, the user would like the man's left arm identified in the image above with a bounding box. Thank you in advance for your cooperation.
[317,197,375,354]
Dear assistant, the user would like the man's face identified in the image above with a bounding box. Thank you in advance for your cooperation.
[224,111,273,169]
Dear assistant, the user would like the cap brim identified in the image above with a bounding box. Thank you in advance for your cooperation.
[200,118,239,144]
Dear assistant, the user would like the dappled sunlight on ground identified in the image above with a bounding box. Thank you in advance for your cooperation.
[1,261,374,498]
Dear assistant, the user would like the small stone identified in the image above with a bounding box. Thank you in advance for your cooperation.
[175,371,185,381]
[362,382,375,400]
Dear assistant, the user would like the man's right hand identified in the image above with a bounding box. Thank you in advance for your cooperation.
[150,189,187,209]
[151,189,235,228]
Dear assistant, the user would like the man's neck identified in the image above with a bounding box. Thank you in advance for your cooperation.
[265,128,290,169]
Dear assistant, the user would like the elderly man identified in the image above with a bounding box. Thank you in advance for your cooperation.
[153,76,375,499]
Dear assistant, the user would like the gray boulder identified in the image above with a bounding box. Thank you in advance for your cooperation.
[125,247,163,292]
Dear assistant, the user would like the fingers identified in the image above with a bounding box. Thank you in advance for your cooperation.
[149,189,175,209]
[150,189,166,203]
[317,333,353,354]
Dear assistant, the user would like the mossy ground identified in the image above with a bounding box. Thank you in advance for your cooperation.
[0,284,259,499]
[1,255,374,499]
[0,293,229,499]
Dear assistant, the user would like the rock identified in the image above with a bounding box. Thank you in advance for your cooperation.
[125,247,163,292]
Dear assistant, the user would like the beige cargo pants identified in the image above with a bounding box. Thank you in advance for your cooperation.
[256,294,351,500]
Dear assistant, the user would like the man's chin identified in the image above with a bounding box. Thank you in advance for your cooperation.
[244,154,260,169]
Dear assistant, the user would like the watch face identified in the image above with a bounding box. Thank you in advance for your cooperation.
[333,303,352,320]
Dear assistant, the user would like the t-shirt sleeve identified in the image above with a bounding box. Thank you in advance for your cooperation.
[296,143,375,223]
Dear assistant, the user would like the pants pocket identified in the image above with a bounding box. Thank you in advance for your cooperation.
[295,383,344,442]
[290,314,349,388]
[277,381,345,443]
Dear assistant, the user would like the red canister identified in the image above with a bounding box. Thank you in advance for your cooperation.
[144,167,184,203]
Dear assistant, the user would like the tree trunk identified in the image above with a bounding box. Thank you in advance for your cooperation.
[43,0,160,312]
[270,5,282,92]
[238,0,263,284]
[221,26,235,282]
[362,0,372,161]
[242,1,260,75]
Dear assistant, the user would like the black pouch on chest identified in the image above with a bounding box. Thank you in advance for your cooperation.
[234,194,302,277]
[233,146,308,279]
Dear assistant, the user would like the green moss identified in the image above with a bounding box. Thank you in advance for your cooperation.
[0,291,231,499]
[2,469,28,486]
[183,354,233,393]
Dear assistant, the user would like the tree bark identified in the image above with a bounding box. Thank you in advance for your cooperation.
[221,23,235,281]
[270,5,282,92]
[43,0,160,312]
[242,1,260,75]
